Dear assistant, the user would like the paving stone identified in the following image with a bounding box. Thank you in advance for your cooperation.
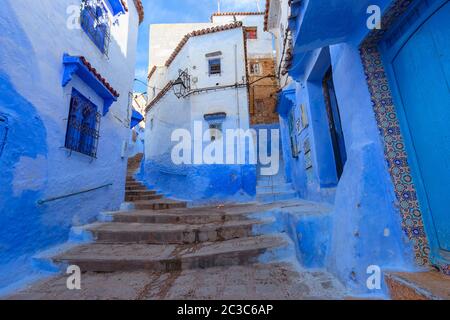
[8,263,345,300]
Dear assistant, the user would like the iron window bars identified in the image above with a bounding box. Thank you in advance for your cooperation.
[65,89,101,158]
[208,58,222,75]
[80,0,111,56]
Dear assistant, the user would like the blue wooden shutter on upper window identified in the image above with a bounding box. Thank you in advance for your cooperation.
[65,89,100,158]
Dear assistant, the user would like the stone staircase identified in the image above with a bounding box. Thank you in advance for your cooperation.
[10,155,346,299]
[125,154,187,210]
[14,200,345,299]
[51,203,292,274]
[256,172,298,204]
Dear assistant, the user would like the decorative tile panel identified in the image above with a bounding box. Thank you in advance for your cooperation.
[359,0,449,274]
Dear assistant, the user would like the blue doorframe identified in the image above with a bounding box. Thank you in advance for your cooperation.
[380,0,450,264]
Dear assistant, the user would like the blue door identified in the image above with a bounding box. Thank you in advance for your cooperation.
[388,1,450,253]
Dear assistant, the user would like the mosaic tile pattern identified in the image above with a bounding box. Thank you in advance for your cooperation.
[359,0,449,274]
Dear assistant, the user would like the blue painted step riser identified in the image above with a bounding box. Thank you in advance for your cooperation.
[257,184,293,193]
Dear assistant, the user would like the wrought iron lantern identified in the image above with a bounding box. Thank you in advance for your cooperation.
[172,69,191,99]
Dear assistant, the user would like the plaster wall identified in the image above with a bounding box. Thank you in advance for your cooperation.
[144,28,255,204]
[211,15,273,58]
[0,0,140,292]
[273,0,418,295]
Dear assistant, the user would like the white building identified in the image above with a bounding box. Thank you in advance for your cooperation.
[0,0,143,292]
[144,12,276,204]
[264,0,294,89]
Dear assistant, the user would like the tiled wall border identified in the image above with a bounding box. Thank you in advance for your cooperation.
[359,0,449,275]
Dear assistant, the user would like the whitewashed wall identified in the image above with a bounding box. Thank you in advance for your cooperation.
[266,0,293,87]
[144,27,254,203]
[146,27,249,162]
[212,15,273,58]
[0,0,140,292]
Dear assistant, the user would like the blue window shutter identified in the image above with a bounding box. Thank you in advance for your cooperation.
[65,89,100,158]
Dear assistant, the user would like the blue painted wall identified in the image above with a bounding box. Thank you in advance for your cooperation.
[0,0,140,293]
[276,0,420,295]
[140,157,256,205]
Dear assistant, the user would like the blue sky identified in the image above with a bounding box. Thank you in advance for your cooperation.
[134,0,264,92]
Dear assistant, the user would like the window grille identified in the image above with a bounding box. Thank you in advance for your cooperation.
[65,89,101,158]
[209,123,222,141]
[208,58,222,75]
[250,63,261,75]
[80,0,111,55]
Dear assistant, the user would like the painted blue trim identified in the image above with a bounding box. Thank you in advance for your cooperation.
[379,0,449,265]
[61,53,117,116]
[204,112,227,122]
[130,108,144,129]
[106,0,127,16]
[276,87,296,116]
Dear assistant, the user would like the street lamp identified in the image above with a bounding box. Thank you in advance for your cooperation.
[172,69,191,99]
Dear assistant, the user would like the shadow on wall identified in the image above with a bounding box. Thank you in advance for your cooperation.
[0,1,50,291]
[0,72,50,291]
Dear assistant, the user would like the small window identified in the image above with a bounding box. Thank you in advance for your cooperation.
[246,27,258,40]
[209,123,222,141]
[254,99,265,112]
[65,89,101,158]
[0,114,8,157]
[208,58,221,75]
[80,0,111,55]
[250,62,261,75]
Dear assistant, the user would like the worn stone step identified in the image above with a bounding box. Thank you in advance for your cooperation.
[385,271,450,300]
[257,178,287,187]
[126,182,145,188]
[125,190,157,196]
[125,194,163,202]
[257,191,298,203]
[125,185,148,191]
[133,199,187,210]
[52,235,290,272]
[83,219,272,244]
[109,210,250,224]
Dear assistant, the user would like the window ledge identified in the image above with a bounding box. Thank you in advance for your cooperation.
[107,0,127,16]
[62,53,119,116]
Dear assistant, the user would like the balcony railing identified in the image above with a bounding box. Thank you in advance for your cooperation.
[80,1,111,55]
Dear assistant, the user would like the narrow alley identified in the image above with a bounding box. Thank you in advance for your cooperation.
[1,0,450,303]
[9,154,345,300]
